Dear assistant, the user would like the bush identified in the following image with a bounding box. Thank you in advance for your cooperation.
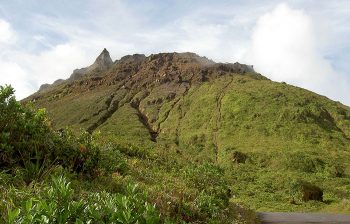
[194,192,222,218]
[4,176,162,223]
[231,150,248,164]
[0,85,105,181]
[99,142,129,175]
[325,164,345,178]
[290,179,323,203]
[285,152,324,173]
[183,163,227,190]
[0,86,53,169]
[183,163,231,218]
[0,85,168,223]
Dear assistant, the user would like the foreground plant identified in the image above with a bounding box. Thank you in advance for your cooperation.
[5,176,162,224]
[0,85,104,182]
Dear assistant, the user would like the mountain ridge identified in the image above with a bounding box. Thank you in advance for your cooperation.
[25,48,350,213]
[27,48,350,146]
[27,49,266,141]
[35,49,256,94]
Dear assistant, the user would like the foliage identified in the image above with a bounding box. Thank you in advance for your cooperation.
[183,163,231,219]
[0,85,108,181]
[4,56,350,223]
[1,85,52,170]
[0,85,172,223]
[183,163,227,191]
[98,142,129,175]
[284,152,325,173]
[290,179,323,203]
[324,164,345,178]
[4,176,161,224]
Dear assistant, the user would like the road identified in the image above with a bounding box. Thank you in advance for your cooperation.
[258,212,350,224]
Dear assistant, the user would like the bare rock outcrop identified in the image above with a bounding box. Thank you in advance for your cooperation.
[69,48,113,80]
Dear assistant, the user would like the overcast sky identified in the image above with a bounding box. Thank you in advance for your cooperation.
[0,0,349,105]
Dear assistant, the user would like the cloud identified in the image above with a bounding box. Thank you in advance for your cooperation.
[0,43,96,100]
[0,1,349,106]
[0,19,15,43]
[20,44,92,85]
[0,18,93,99]
[0,9,143,100]
[244,3,350,105]
[0,60,33,98]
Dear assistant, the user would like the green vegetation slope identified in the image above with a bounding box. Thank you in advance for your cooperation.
[24,49,350,219]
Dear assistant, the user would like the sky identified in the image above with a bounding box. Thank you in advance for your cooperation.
[0,0,349,105]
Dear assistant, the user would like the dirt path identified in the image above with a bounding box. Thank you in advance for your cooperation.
[258,212,350,224]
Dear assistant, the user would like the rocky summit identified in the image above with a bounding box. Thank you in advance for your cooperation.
[69,48,114,80]
[26,48,350,214]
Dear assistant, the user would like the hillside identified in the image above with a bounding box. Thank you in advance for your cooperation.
[26,49,350,217]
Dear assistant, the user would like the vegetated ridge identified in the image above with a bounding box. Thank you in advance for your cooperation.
[26,48,350,216]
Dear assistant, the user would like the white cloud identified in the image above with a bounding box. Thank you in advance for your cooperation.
[0,14,139,100]
[0,61,33,99]
[0,21,94,100]
[137,14,252,63]
[0,43,96,100]
[21,44,91,84]
[0,2,349,106]
[0,19,15,43]
[244,3,350,105]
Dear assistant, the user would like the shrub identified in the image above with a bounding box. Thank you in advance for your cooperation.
[183,163,231,218]
[183,163,227,190]
[0,86,53,170]
[194,191,222,218]
[285,152,324,173]
[0,85,105,181]
[4,176,162,223]
[290,179,323,203]
[231,150,248,164]
[99,143,129,175]
[325,164,345,178]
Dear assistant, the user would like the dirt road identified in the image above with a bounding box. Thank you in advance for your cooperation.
[258,212,350,224]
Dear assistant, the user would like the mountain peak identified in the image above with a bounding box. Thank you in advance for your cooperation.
[68,48,113,81]
[94,48,113,69]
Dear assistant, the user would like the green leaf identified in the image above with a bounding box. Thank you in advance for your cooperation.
[7,208,20,223]
[25,198,33,213]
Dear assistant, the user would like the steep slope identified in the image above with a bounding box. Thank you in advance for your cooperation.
[25,49,350,212]
[27,49,260,145]
[27,49,350,152]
